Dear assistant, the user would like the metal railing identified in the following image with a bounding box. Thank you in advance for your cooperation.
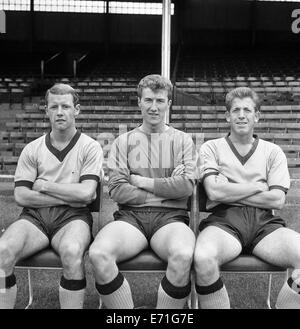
[40,52,62,79]
[73,52,90,78]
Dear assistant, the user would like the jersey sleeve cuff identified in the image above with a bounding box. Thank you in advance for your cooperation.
[202,171,219,182]
[14,180,34,189]
[269,185,289,194]
[79,174,100,182]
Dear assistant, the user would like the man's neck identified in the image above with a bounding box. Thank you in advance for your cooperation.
[50,127,77,145]
[140,122,168,134]
[229,131,255,145]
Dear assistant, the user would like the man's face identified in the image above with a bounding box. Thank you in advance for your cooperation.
[45,93,79,132]
[225,97,259,137]
[138,87,171,129]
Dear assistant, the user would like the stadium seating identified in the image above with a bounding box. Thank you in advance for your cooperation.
[0,86,299,175]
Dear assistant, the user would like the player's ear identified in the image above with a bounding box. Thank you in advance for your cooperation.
[74,104,80,116]
[138,97,141,108]
[225,111,230,123]
[168,99,172,107]
[45,105,49,117]
[254,110,260,123]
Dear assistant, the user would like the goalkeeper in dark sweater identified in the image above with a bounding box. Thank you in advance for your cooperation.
[89,74,197,309]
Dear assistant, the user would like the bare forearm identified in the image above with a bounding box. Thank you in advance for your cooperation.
[38,181,95,204]
[239,190,285,209]
[206,181,264,203]
[15,189,66,208]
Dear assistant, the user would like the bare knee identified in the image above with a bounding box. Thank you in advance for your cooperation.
[0,242,17,272]
[168,247,194,271]
[194,251,219,285]
[89,245,116,281]
[167,246,194,283]
[59,242,85,271]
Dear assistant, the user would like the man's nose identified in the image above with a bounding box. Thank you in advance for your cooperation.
[56,106,63,115]
[150,101,158,111]
[238,109,245,118]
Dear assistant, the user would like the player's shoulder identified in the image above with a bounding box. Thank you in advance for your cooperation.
[258,138,283,153]
[23,134,46,151]
[79,132,101,147]
[113,128,138,144]
[169,125,193,140]
[80,132,95,142]
[77,133,103,159]
[201,136,226,149]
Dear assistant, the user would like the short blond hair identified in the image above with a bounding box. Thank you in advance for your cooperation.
[45,83,79,106]
[225,87,260,112]
[137,74,173,100]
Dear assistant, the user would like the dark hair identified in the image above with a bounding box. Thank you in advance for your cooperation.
[225,87,260,112]
[45,83,79,106]
[137,74,173,100]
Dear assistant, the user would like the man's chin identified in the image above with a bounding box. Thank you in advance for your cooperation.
[53,125,67,131]
[235,130,251,137]
[148,120,163,127]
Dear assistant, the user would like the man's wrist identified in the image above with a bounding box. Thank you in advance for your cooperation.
[42,180,56,194]
[255,182,269,193]
[41,180,49,193]
[138,176,148,189]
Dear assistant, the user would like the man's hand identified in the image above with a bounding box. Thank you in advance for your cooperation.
[214,174,269,193]
[256,181,269,193]
[171,164,185,177]
[32,178,48,193]
[130,174,143,188]
[215,173,228,183]
[130,174,154,193]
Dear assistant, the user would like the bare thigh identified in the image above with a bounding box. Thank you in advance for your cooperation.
[91,221,148,262]
[150,222,195,261]
[1,219,49,261]
[253,227,300,268]
[195,226,242,265]
[51,219,91,253]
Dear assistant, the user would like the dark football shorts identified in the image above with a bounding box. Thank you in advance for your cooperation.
[199,204,286,254]
[18,205,93,240]
[114,206,190,241]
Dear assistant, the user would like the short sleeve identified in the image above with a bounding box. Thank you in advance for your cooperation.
[199,141,219,182]
[267,146,290,193]
[14,143,37,189]
[79,140,103,183]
